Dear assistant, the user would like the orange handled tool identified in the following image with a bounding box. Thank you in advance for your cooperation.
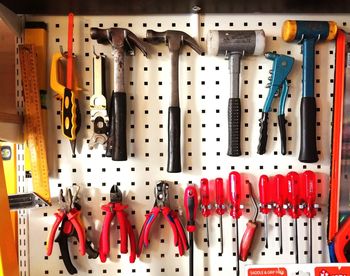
[200,178,211,247]
[258,174,271,248]
[215,178,225,254]
[272,174,287,254]
[228,171,242,274]
[286,171,301,263]
[240,181,258,262]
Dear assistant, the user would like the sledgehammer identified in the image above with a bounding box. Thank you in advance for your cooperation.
[207,30,265,156]
[282,20,337,163]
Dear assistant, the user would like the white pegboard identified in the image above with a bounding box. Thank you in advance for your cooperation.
[21,14,348,276]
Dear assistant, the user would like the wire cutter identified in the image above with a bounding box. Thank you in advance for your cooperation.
[257,52,294,155]
[99,185,136,263]
[46,186,98,274]
[138,181,189,256]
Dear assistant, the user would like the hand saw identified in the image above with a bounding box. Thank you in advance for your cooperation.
[328,30,350,262]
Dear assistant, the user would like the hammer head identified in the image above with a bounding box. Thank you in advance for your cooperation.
[207,30,265,56]
[145,30,203,55]
[282,20,337,42]
[90,27,148,57]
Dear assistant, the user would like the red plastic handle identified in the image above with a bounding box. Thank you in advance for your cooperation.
[334,216,350,262]
[116,208,128,254]
[200,178,211,217]
[286,171,301,219]
[302,170,317,218]
[215,178,225,215]
[46,211,65,256]
[258,175,270,214]
[99,205,114,262]
[239,220,257,261]
[273,174,287,217]
[228,171,242,219]
[67,208,86,256]
[184,185,198,232]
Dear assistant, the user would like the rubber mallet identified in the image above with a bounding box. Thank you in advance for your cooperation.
[207,30,265,156]
[282,20,337,163]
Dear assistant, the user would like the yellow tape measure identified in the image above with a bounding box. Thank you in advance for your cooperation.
[19,44,51,205]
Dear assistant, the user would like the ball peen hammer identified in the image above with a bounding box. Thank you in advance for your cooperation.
[207,30,265,157]
[90,28,148,161]
[282,20,337,163]
[145,30,204,173]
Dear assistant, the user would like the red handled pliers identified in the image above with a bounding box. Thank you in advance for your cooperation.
[99,185,136,263]
[138,181,189,256]
[47,186,86,257]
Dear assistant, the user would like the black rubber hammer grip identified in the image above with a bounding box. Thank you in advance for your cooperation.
[227,98,241,156]
[299,97,318,163]
[111,92,127,161]
[167,106,181,173]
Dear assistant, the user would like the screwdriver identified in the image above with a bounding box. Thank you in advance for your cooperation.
[184,185,198,276]
[240,181,258,262]
[258,175,271,249]
[273,174,287,255]
[301,170,317,263]
[228,171,242,274]
[200,178,211,247]
[286,171,301,263]
[215,178,226,254]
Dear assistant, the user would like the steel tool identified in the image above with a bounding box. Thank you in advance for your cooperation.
[272,174,288,255]
[89,52,109,150]
[215,177,225,254]
[286,171,301,263]
[145,30,203,173]
[138,181,189,256]
[228,171,242,274]
[90,27,148,161]
[99,185,136,263]
[258,174,271,249]
[282,20,337,163]
[257,52,294,155]
[240,181,258,262]
[200,178,211,247]
[207,30,265,157]
[184,185,198,276]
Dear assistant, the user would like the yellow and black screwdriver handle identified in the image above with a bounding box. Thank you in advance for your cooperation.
[50,52,78,141]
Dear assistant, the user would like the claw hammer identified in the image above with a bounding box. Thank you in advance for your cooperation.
[282,20,337,163]
[145,30,203,173]
[90,28,148,161]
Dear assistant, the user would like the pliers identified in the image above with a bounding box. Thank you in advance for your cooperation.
[138,181,189,256]
[99,185,136,263]
[257,52,294,155]
[47,186,98,274]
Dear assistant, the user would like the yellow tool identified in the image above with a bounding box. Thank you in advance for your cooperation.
[50,13,81,155]
[0,153,19,276]
[18,44,50,205]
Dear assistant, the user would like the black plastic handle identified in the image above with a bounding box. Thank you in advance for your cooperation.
[257,112,269,155]
[299,97,318,163]
[227,98,242,156]
[110,92,127,161]
[278,114,287,155]
[167,106,181,173]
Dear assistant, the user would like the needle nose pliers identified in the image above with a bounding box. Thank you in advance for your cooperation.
[46,186,98,275]
[257,52,294,155]
[99,185,136,263]
[138,181,189,256]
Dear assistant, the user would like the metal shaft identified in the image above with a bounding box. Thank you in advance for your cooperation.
[264,214,268,248]
[279,216,283,254]
[235,218,240,276]
[170,49,180,107]
[219,215,223,254]
[229,53,242,99]
[309,217,312,263]
[295,218,299,263]
[112,48,125,92]
[189,232,193,276]
[206,217,210,247]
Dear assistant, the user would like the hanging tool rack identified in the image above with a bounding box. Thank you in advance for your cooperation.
[2,2,350,274]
